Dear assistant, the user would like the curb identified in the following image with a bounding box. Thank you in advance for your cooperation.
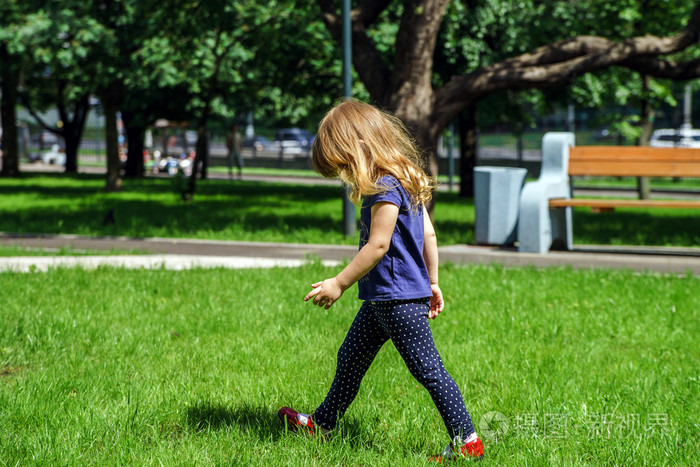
[2,233,699,276]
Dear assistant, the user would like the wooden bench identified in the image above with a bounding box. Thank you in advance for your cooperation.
[549,146,700,211]
[518,133,700,253]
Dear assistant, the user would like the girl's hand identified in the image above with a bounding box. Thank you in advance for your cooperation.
[304,278,344,309]
[428,283,444,319]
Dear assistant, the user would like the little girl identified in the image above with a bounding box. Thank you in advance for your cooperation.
[278,100,483,461]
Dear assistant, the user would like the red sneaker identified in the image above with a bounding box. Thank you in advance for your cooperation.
[278,407,324,435]
[429,436,484,462]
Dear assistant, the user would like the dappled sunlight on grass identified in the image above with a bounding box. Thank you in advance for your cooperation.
[0,173,477,246]
[0,173,698,247]
[0,173,355,244]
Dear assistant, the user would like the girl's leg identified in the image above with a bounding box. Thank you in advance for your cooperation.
[313,301,389,431]
[372,300,475,440]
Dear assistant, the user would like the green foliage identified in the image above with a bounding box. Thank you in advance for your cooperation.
[434,0,700,130]
[4,0,341,156]
[0,265,697,464]
[239,1,345,127]
[19,4,104,113]
[4,0,700,187]
[437,0,549,76]
[542,0,697,119]
[0,1,47,71]
[135,0,340,128]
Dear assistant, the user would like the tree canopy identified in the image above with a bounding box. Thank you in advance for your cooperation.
[3,0,700,202]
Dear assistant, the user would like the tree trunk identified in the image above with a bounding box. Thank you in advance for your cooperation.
[185,28,228,186]
[389,108,440,214]
[197,123,209,179]
[458,105,478,198]
[184,108,211,200]
[122,111,145,178]
[0,46,20,178]
[60,95,89,173]
[420,125,440,215]
[100,83,123,192]
[63,133,80,173]
[637,74,654,199]
[18,87,88,173]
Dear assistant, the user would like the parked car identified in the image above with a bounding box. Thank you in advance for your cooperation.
[242,135,273,152]
[30,130,61,147]
[650,127,700,148]
[593,128,611,141]
[275,128,314,155]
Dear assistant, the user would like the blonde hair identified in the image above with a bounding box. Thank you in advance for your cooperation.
[312,99,437,207]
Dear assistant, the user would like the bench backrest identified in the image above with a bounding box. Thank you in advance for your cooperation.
[541,132,575,180]
[568,146,700,177]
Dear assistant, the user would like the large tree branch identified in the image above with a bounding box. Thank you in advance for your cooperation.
[622,55,700,79]
[489,36,613,70]
[19,93,61,137]
[71,94,90,129]
[491,0,700,70]
[433,1,700,131]
[317,0,392,102]
[55,80,69,138]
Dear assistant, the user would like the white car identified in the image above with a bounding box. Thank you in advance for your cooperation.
[649,127,700,148]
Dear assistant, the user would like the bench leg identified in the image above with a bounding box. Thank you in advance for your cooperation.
[518,191,551,254]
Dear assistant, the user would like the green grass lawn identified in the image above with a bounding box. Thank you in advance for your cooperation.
[571,209,700,247]
[478,130,626,148]
[1,264,697,465]
[0,173,698,248]
[572,176,700,191]
[207,165,700,192]
[0,173,474,246]
[479,130,602,148]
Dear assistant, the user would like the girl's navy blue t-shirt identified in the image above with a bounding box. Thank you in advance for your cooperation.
[357,175,432,301]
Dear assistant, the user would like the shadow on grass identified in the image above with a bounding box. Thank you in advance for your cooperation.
[186,401,284,441]
[0,199,342,236]
[0,177,351,240]
[184,401,367,445]
[6,174,697,247]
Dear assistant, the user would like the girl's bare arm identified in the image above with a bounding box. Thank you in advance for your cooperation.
[304,202,398,309]
[422,204,439,285]
[422,204,444,318]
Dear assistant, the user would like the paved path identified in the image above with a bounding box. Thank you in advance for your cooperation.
[0,253,340,273]
[1,233,698,276]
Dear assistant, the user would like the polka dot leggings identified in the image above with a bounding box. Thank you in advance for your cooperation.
[313,298,475,439]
